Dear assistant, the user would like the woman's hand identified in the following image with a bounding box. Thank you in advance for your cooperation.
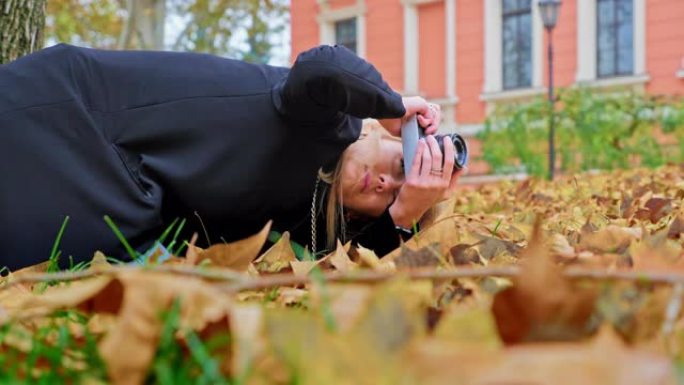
[378,96,441,136]
[388,135,460,228]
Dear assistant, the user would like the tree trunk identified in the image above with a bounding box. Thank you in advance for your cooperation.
[118,0,165,50]
[0,0,46,64]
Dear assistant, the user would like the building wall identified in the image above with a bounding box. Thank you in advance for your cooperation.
[455,0,485,124]
[646,0,684,96]
[290,0,318,61]
[418,2,446,98]
[291,0,684,176]
[365,0,405,92]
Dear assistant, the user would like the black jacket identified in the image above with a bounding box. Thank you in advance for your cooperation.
[0,44,407,270]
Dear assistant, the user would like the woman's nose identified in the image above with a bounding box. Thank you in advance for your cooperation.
[376,174,401,193]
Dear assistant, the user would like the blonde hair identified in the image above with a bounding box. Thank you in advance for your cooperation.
[320,119,398,250]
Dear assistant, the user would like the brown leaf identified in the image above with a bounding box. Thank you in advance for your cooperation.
[319,284,373,333]
[196,221,272,271]
[289,260,319,276]
[491,219,597,344]
[327,240,357,272]
[579,225,642,254]
[476,235,521,260]
[89,251,113,271]
[644,197,673,223]
[356,245,395,271]
[385,217,466,261]
[394,244,442,270]
[99,271,232,385]
[184,233,200,265]
[668,215,684,240]
[449,243,481,265]
[418,197,456,228]
[408,328,674,385]
[254,231,296,273]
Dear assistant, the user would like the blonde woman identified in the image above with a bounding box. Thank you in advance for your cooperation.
[298,119,464,258]
[0,43,461,269]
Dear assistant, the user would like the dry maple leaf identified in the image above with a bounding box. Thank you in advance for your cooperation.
[6,267,233,385]
[394,244,442,270]
[491,219,597,344]
[327,240,357,272]
[196,220,272,271]
[254,231,296,273]
[98,271,232,385]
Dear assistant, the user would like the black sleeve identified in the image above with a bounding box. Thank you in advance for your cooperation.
[273,45,406,126]
[348,209,416,257]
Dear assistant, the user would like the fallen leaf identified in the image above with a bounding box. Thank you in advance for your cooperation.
[254,231,296,273]
[356,245,395,272]
[196,221,272,271]
[491,219,597,344]
[394,244,442,270]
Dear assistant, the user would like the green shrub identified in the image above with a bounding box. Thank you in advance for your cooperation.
[478,88,684,177]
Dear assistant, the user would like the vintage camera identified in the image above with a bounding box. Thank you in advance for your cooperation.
[401,115,468,176]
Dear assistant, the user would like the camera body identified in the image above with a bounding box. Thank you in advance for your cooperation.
[400,115,468,177]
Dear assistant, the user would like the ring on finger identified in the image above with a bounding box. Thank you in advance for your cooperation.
[430,168,443,176]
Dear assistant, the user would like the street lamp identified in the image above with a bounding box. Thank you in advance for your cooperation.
[538,0,561,180]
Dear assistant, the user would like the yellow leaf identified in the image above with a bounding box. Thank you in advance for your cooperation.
[290,260,319,276]
[356,245,395,272]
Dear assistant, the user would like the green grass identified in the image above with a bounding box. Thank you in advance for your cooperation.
[0,217,228,383]
[47,216,70,273]
[0,310,107,383]
[146,299,232,384]
[103,215,139,261]
[0,299,234,383]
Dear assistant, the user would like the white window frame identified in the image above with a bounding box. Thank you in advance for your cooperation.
[482,0,545,102]
[317,0,366,58]
[576,0,648,87]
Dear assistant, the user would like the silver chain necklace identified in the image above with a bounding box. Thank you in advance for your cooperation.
[310,175,321,256]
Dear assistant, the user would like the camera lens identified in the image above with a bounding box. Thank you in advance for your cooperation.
[435,134,469,169]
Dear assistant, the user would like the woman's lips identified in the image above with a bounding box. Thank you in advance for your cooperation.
[361,171,370,192]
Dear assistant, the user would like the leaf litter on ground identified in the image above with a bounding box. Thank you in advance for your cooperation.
[3,166,684,383]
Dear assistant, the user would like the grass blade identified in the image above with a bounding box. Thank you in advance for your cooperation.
[103,215,139,260]
[48,216,70,272]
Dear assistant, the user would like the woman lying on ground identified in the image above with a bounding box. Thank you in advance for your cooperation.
[0,43,463,270]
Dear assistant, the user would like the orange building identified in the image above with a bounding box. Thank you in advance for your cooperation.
[291,0,684,175]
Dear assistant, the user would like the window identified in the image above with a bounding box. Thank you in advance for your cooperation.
[502,0,533,90]
[335,18,357,54]
[597,0,633,78]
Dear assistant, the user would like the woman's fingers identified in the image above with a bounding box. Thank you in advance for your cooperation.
[425,136,443,177]
[419,138,433,178]
[408,139,426,180]
[442,137,455,179]
[421,103,441,135]
[403,96,430,117]
[417,114,433,130]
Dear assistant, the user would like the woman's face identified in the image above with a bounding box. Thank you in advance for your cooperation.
[340,134,405,218]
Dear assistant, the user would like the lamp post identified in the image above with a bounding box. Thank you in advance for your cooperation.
[538,0,561,180]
